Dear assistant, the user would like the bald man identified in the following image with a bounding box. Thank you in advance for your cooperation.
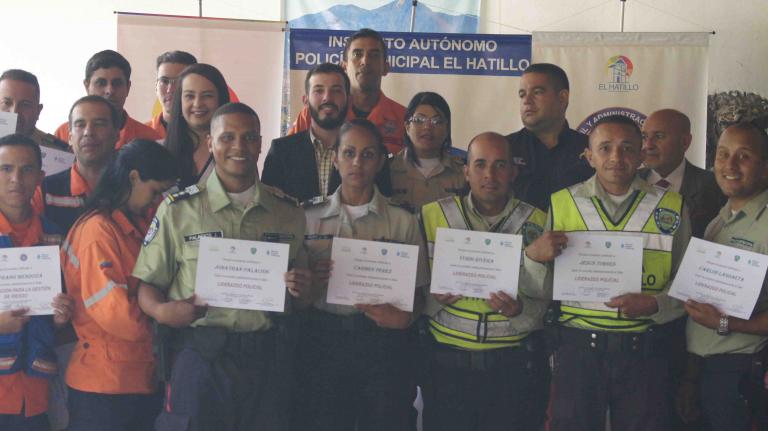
[641,109,725,238]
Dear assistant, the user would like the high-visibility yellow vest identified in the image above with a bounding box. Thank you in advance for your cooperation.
[420,196,546,350]
[551,184,683,332]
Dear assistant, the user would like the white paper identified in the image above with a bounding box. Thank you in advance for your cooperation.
[430,228,523,299]
[326,237,419,312]
[669,237,768,320]
[554,232,644,302]
[40,147,75,176]
[194,237,289,312]
[0,112,17,138]
[0,245,61,315]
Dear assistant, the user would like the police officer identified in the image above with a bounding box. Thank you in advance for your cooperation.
[682,122,768,431]
[389,91,465,213]
[529,115,692,431]
[419,132,549,430]
[298,118,429,431]
[133,102,311,431]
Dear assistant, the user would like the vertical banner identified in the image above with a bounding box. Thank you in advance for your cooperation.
[533,32,710,167]
[116,13,285,169]
[289,29,531,150]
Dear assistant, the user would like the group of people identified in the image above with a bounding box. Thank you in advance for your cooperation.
[0,26,766,431]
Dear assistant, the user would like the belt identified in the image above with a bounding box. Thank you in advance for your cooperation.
[558,326,651,354]
[303,308,384,333]
[432,344,527,372]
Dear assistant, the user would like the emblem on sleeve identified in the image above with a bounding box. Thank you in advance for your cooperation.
[654,208,680,234]
[143,216,160,246]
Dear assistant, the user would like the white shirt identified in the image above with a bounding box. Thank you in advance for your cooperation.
[647,159,686,193]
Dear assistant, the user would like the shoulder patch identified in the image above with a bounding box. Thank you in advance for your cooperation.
[450,154,466,166]
[521,221,543,246]
[143,216,160,246]
[166,185,200,204]
[654,208,680,234]
[301,195,327,208]
[263,185,299,207]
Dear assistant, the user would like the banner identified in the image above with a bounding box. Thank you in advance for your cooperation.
[289,29,532,151]
[533,32,710,167]
[116,13,285,169]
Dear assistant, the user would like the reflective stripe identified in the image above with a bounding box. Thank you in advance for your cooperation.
[625,191,664,231]
[0,357,16,370]
[427,241,434,259]
[45,193,84,208]
[499,201,535,234]
[30,358,57,374]
[432,309,524,340]
[84,280,127,309]
[61,239,79,269]
[437,197,469,230]
[570,189,605,229]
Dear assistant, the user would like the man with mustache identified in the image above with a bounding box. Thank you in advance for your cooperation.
[286,28,406,156]
[145,50,198,138]
[54,50,161,149]
[263,62,390,202]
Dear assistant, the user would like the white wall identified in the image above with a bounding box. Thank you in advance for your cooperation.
[3,0,766,136]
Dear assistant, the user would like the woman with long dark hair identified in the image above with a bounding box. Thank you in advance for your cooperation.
[389,91,466,212]
[165,63,230,188]
[61,140,178,430]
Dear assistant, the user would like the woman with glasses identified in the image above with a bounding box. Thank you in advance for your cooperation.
[389,92,466,213]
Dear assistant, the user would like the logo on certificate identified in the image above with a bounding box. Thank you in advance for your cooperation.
[735,255,741,262]
[381,249,388,256]
[605,241,612,249]
[251,247,257,255]
[20,254,27,261]
[484,239,491,245]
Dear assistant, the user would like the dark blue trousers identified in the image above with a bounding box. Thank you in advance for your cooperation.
[66,387,161,431]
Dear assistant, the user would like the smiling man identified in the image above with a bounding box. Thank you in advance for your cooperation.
[54,50,160,149]
[145,51,197,138]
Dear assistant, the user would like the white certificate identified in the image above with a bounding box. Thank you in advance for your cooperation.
[41,147,75,176]
[0,112,17,138]
[194,237,289,312]
[326,237,419,312]
[0,246,61,315]
[669,237,768,320]
[430,228,523,299]
[554,232,644,302]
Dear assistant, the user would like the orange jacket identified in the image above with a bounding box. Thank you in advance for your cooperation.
[62,210,156,394]
[145,112,167,139]
[288,91,406,155]
[55,111,161,150]
[0,212,52,417]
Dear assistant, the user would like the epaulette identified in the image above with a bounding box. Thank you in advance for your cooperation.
[166,185,200,204]
[450,154,466,166]
[301,195,327,208]
[387,199,416,214]
[263,185,300,207]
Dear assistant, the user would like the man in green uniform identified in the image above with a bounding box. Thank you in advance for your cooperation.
[682,122,768,431]
[419,132,550,430]
[134,102,311,431]
[529,115,692,430]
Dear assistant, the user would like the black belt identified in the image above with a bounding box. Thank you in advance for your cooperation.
[303,307,388,333]
[558,326,652,354]
[432,344,527,372]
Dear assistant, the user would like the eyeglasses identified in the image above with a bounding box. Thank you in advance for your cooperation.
[409,115,446,127]
[156,77,179,88]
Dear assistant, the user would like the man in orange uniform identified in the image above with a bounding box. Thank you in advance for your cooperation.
[288,28,405,155]
[54,50,161,149]
[146,51,198,138]
[0,133,73,430]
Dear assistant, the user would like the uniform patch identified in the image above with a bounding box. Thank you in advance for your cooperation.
[262,232,296,243]
[521,222,543,246]
[143,217,160,246]
[730,237,755,249]
[302,195,326,208]
[183,231,223,242]
[374,237,405,245]
[654,208,680,234]
[305,234,334,241]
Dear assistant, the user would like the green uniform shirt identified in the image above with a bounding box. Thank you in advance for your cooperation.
[687,188,768,356]
[389,149,466,213]
[303,186,430,316]
[423,192,550,336]
[132,172,308,332]
[544,175,692,325]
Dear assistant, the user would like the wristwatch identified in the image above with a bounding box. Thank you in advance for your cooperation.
[717,315,731,336]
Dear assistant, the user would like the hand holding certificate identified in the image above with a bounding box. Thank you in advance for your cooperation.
[553,232,644,302]
[326,237,419,312]
[669,237,768,319]
[194,237,289,312]
[0,246,62,315]
[430,228,523,299]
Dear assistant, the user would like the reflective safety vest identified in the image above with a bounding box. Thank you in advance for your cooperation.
[551,184,683,332]
[420,196,546,350]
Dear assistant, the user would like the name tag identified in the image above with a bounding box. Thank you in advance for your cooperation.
[262,232,295,243]
[184,231,223,242]
[305,234,334,241]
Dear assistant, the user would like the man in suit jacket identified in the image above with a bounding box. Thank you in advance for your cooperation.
[641,109,726,239]
[263,62,390,203]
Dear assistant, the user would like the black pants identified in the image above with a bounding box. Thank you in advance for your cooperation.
[293,310,416,431]
[0,412,48,431]
[155,326,292,431]
[66,387,161,431]
[420,339,549,431]
[699,353,758,431]
[549,328,674,431]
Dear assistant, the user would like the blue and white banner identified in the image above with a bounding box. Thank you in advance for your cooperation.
[288,29,532,150]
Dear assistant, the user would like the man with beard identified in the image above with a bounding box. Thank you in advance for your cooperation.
[263,62,391,202]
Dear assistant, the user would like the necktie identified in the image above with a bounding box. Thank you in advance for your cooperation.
[655,178,671,190]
